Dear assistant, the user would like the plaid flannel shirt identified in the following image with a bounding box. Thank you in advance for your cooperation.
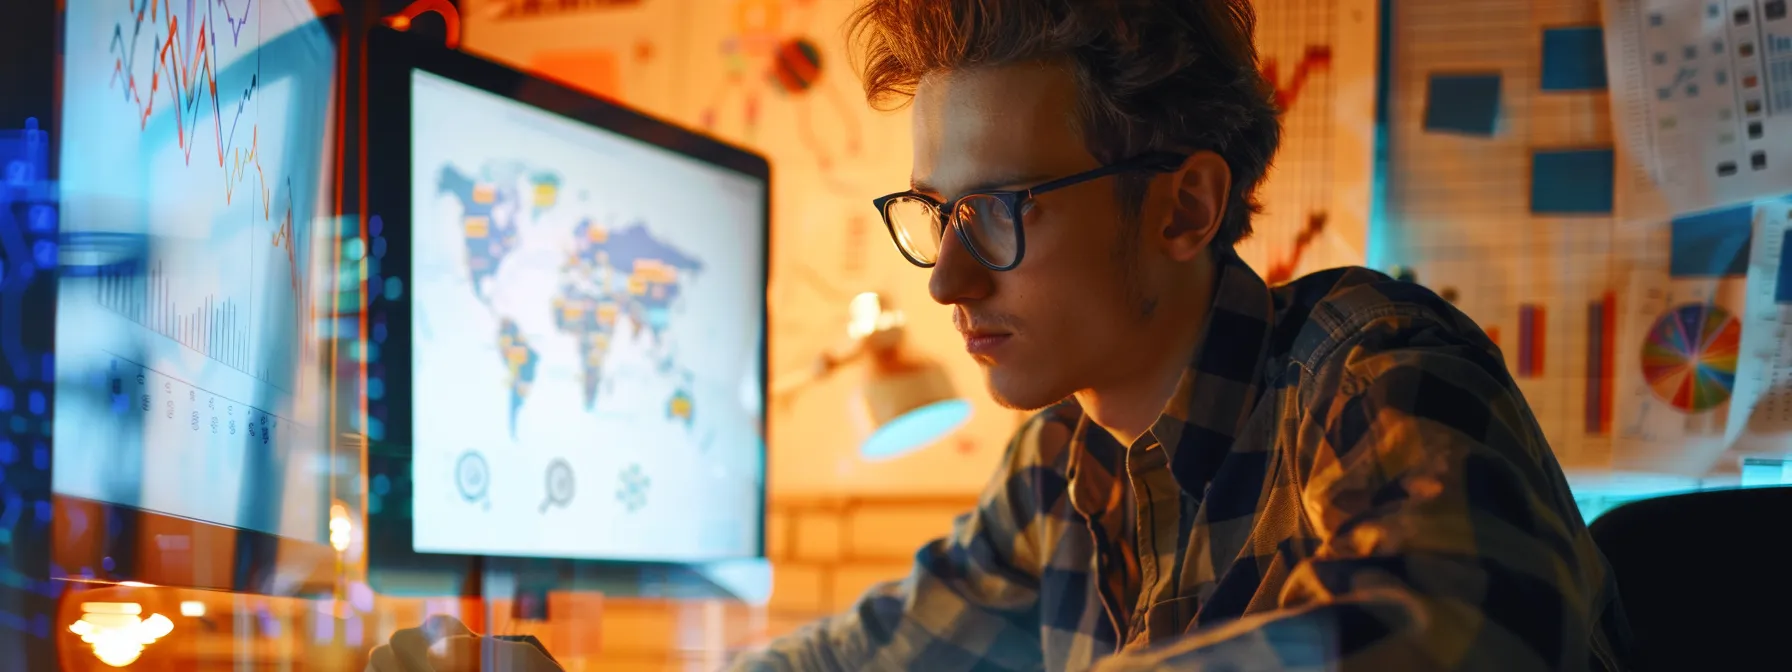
[735,252,1630,671]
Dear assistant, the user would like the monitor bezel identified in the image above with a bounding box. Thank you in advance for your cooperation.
[46,4,346,598]
[362,27,771,589]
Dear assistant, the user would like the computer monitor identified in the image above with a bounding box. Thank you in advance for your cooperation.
[364,29,769,599]
[51,0,340,594]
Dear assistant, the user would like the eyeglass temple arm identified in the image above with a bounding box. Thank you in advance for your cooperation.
[1028,151,1190,195]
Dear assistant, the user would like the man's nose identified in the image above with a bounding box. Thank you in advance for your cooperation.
[928,224,994,306]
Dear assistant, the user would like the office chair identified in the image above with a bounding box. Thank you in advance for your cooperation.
[1588,486,1792,671]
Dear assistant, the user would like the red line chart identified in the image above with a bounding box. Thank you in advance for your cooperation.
[271,178,312,355]
[109,0,271,214]
[1244,37,1336,285]
[1264,211,1329,285]
[102,0,313,394]
[1262,44,1334,112]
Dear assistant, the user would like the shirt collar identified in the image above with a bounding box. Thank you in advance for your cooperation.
[1146,250,1276,498]
[1062,250,1276,499]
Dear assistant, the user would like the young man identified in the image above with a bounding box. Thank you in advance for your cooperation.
[742,0,1631,667]
[370,1,1629,670]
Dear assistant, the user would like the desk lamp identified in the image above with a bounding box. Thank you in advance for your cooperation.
[775,293,972,460]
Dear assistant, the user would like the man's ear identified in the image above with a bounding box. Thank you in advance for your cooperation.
[1159,150,1230,262]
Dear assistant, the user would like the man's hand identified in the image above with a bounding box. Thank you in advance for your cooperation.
[366,615,563,672]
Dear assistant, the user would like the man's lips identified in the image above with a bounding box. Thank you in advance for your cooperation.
[960,331,1012,355]
[954,311,1014,356]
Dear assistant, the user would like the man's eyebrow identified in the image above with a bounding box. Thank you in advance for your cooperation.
[909,172,1058,196]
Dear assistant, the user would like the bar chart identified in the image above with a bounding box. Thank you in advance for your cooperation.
[95,260,260,382]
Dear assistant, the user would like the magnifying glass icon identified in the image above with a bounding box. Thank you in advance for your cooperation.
[540,458,575,513]
[456,450,491,510]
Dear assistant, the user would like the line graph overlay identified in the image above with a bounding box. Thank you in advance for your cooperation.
[95,0,322,397]
[54,0,338,544]
[109,0,273,213]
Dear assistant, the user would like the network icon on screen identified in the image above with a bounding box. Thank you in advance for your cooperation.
[617,464,650,513]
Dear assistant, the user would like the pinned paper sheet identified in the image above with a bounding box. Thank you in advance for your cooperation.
[1601,0,1792,213]
[1725,197,1792,455]
[1609,221,1749,476]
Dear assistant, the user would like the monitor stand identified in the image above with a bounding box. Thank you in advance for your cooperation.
[510,579,553,621]
[460,558,572,630]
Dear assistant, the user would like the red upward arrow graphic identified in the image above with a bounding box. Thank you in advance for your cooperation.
[1262,44,1333,111]
[1265,211,1328,286]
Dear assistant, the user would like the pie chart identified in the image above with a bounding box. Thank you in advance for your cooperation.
[1641,303,1740,413]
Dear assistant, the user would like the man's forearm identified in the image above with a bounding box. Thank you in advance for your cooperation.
[729,613,857,672]
[727,582,915,672]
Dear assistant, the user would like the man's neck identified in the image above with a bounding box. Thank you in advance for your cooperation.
[1074,252,1219,447]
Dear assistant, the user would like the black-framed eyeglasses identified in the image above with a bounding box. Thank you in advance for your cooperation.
[872,152,1187,271]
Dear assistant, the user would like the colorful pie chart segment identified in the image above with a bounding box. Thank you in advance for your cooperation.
[1640,303,1740,413]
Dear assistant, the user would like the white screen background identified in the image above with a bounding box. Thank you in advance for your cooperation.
[409,70,766,562]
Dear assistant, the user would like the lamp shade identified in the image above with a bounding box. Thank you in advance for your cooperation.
[858,360,971,460]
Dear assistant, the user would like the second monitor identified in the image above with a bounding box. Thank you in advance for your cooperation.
[368,29,768,572]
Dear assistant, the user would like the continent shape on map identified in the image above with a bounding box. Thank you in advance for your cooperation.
[443,164,565,438]
[555,218,705,410]
[497,318,541,437]
[440,165,518,298]
[442,160,708,437]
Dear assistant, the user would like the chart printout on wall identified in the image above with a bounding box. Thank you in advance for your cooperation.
[1609,225,1749,476]
[1237,0,1371,284]
[1725,197,1792,455]
[1603,0,1792,214]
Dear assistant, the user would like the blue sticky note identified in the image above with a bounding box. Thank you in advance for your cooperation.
[1425,73,1502,136]
[1542,26,1609,91]
[1670,203,1754,277]
[1530,148,1615,215]
[1777,229,1792,304]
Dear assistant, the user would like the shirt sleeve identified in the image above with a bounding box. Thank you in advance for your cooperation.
[728,414,1069,672]
[1090,317,1625,672]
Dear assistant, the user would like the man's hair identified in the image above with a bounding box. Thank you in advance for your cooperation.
[847,0,1282,249]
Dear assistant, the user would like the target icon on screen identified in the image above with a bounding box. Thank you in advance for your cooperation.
[457,450,491,510]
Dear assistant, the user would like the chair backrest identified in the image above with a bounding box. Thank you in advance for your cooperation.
[1588,486,1792,671]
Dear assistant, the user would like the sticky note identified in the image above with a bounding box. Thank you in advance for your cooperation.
[1530,148,1615,215]
[1424,73,1502,136]
[1670,203,1754,277]
[1542,26,1609,91]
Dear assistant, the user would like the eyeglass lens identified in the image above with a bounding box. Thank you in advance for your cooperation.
[883,194,1019,268]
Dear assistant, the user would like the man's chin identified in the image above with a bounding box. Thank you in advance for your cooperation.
[983,370,1067,412]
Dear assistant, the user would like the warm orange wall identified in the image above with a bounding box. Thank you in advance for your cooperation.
[462,0,1031,498]
[459,0,1379,499]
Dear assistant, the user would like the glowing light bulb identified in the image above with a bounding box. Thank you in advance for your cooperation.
[847,293,906,340]
[70,602,175,667]
[329,503,353,552]
[847,292,882,339]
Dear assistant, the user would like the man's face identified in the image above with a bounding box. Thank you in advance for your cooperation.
[909,63,1158,410]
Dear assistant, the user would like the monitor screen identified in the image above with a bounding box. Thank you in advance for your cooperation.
[53,0,336,547]
[406,70,766,563]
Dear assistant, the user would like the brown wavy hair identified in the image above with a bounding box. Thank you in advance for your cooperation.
[846,0,1282,249]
